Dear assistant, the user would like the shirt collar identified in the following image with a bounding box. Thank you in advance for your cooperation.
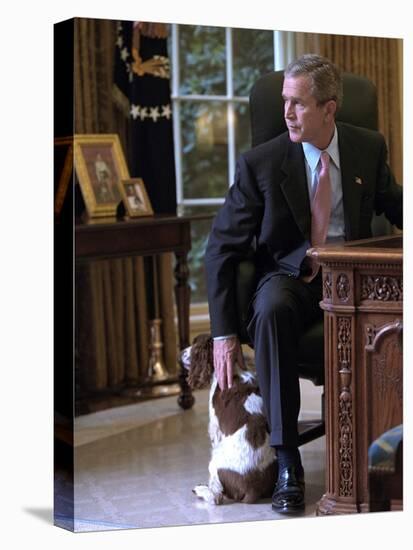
[302,125,340,172]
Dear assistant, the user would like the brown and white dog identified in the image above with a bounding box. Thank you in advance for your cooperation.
[181,334,278,505]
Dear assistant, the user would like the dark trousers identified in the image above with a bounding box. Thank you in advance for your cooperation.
[247,273,322,447]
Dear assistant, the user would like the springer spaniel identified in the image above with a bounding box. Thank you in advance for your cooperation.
[181,334,278,505]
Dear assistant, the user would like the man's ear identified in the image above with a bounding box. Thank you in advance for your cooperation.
[324,99,337,121]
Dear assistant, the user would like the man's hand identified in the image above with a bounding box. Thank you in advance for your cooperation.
[213,336,246,390]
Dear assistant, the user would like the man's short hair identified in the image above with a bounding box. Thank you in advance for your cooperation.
[285,54,343,110]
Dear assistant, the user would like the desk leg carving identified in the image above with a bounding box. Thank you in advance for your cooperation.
[338,317,354,498]
[174,252,194,410]
[317,314,359,515]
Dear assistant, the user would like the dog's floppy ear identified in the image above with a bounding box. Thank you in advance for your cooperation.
[186,334,214,390]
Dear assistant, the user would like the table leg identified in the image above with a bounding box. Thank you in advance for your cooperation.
[174,251,195,409]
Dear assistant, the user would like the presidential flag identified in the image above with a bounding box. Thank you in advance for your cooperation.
[113,21,177,214]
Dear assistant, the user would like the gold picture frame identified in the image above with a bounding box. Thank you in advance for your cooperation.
[119,178,154,218]
[54,136,73,218]
[74,134,130,218]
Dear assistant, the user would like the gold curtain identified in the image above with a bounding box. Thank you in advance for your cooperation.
[296,33,403,184]
[74,17,177,394]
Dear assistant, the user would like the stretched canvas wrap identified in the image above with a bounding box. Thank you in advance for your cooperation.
[54,16,403,532]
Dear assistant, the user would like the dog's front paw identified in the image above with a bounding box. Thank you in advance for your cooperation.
[192,484,209,498]
[193,484,223,505]
[214,493,224,505]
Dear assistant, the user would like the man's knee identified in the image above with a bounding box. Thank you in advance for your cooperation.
[253,291,297,326]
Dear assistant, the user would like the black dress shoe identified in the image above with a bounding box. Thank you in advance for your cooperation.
[272,465,305,514]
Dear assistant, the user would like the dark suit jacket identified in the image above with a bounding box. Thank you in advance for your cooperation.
[205,122,403,338]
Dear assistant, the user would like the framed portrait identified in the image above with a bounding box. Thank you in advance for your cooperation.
[54,136,73,217]
[119,178,154,218]
[74,134,130,218]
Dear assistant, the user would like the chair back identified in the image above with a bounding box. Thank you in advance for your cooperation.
[249,70,378,147]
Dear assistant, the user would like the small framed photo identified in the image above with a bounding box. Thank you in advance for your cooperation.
[74,134,130,218]
[120,178,154,218]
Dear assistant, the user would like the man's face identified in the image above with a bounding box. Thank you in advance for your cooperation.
[282,75,334,149]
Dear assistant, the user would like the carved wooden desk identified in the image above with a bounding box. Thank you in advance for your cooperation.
[308,235,403,515]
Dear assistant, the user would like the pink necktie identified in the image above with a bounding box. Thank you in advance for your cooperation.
[302,151,332,282]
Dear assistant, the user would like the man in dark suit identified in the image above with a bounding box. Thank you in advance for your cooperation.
[205,54,402,514]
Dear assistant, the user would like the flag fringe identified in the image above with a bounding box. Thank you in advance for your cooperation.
[136,22,169,39]
[112,83,130,118]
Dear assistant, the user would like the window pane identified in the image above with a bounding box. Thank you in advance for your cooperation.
[182,205,218,304]
[181,101,228,199]
[179,25,226,96]
[234,102,251,159]
[233,28,274,97]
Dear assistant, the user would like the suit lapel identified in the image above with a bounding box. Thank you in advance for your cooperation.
[280,142,311,240]
[337,123,363,240]
[279,125,363,243]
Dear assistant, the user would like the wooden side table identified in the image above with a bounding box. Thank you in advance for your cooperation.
[75,214,209,410]
[308,235,403,515]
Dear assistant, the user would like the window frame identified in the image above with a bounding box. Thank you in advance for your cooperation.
[170,25,295,310]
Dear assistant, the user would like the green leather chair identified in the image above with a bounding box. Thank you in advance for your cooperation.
[368,424,403,511]
[235,70,383,446]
